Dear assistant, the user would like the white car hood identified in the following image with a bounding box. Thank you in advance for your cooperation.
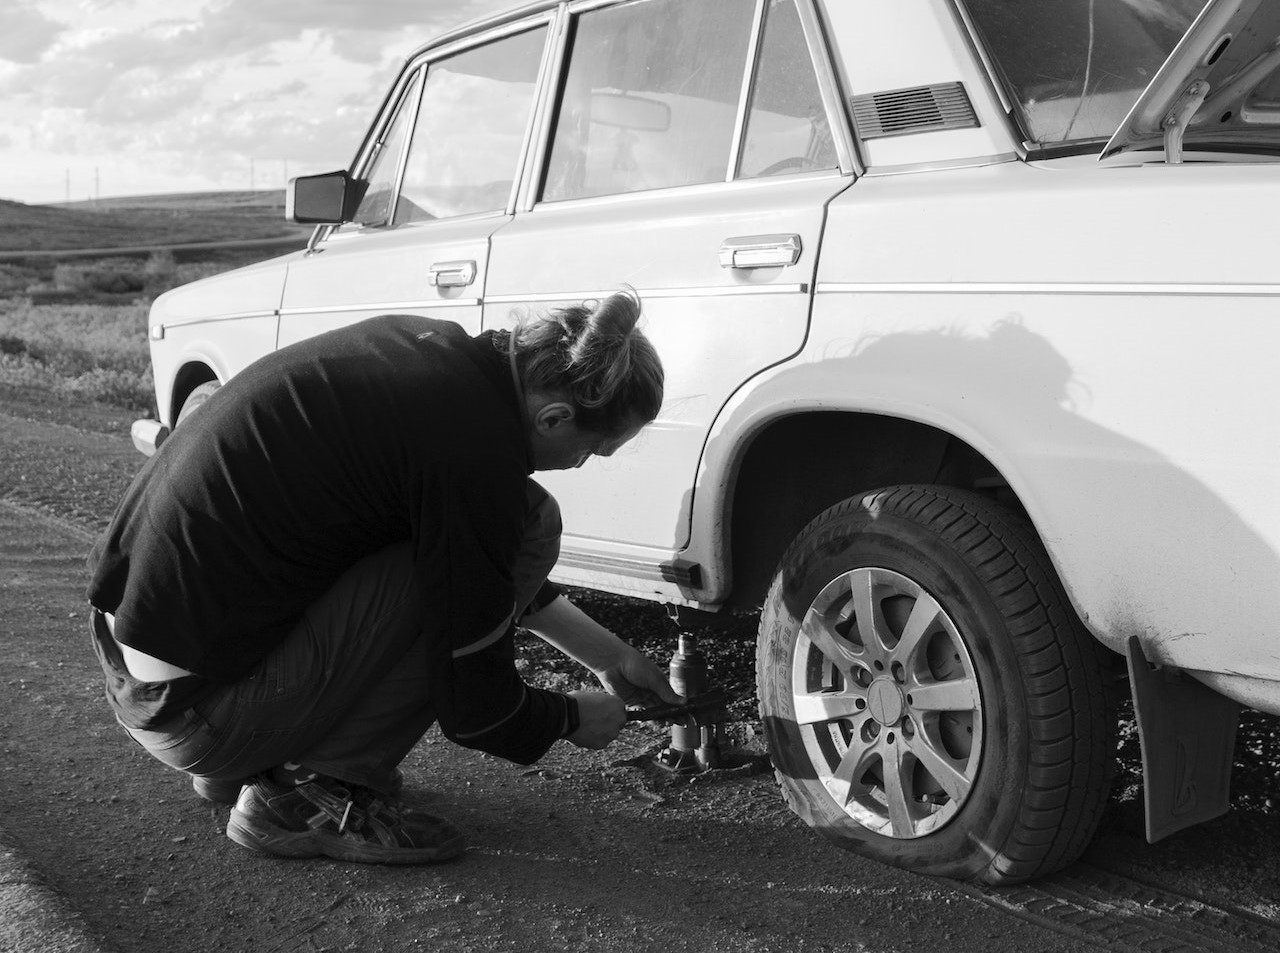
[1102,0,1280,160]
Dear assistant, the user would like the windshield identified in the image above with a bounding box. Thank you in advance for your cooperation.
[962,0,1206,148]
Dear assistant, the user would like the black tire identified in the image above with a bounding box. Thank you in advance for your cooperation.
[757,484,1115,885]
[175,380,221,427]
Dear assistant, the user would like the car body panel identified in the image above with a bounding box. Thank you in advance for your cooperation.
[147,256,290,424]
[821,0,1016,168]
[137,0,1280,714]
[796,157,1280,677]
[278,216,500,346]
[486,172,850,567]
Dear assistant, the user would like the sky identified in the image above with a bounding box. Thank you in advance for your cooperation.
[0,0,512,205]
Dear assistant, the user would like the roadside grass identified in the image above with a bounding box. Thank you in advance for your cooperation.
[0,297,154,412]
[0,246,285,414]
[0,191,305,414]
[0,250,241,301]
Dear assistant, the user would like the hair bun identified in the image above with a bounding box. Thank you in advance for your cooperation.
[508,289,664,436]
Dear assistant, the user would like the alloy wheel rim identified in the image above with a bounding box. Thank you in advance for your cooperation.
[791,566,983,838]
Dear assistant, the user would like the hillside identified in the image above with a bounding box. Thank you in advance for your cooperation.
[0,191,311,253]
[53,190,288,212]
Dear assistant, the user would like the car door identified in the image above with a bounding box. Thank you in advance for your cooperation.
[277,16,555,348]
[484,0,854,591]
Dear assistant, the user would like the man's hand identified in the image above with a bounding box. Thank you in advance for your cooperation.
[591,645,683,708]
[519,593,686,706]
[565,691,626,749]
[522,594,683,710]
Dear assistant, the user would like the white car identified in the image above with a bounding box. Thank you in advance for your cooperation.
[132,0,1280,885]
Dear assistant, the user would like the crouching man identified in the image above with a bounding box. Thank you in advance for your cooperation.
[86,290,679,864]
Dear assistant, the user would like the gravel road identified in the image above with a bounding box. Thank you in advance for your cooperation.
[2,385,1280,953]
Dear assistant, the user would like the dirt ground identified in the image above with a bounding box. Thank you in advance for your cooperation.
[3,387,1280,953]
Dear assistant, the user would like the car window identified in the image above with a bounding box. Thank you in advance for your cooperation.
[542,0,755,202]
[739,0,838,179]
[394,26,548,223]
[962,0,1205,147]
[345,72,420,229]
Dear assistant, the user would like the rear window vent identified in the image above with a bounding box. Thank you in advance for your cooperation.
[851,82,978,140]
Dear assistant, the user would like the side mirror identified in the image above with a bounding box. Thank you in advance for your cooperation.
[285,171,369,225]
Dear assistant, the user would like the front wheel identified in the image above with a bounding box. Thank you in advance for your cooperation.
[757,485,1115,885]
[175,380,221,427]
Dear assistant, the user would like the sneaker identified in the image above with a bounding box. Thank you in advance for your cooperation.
[193,767,403,804]
[226,775,463,865]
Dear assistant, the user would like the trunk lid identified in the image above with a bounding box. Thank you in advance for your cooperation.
[1102,0,1280,161]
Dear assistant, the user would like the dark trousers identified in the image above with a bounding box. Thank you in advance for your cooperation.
[105,480,561,792]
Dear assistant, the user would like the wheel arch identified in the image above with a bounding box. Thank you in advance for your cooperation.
[718,410,1031,611]
[168,361,220,427]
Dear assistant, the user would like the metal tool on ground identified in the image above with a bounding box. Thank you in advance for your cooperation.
[651,633,725,772]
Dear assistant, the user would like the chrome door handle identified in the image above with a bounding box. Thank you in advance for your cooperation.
[428,260,477,288]
[718,234,802,269]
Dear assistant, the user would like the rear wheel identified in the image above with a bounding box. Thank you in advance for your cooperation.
[757,484,1115,884]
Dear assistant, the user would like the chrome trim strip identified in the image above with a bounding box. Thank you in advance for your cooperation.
[559,550,664,580]
[503,19,558,216]
[404,1,561,64]
[798,0,859,175]
[557,549,699,586]
[532,165,845,212]
[861,153,1019,176]
[389,70,424,225]
[486,284,808,304]
[325,208,508,242]
[408,8,560,72]
[947,0,1015,118]
[517,5,568,212]
[154,309,278,330]
[728,0,768,182]
[566,0,621,16]
[278,299,481,316]
[817,281,1280,297]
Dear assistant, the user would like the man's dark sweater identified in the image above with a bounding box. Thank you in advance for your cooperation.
[87,314,569,764]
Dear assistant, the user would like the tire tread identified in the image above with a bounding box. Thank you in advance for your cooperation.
[758,483,1116,886]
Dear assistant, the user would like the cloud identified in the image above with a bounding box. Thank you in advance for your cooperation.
[0,0,515,201]
[0,6,66,63]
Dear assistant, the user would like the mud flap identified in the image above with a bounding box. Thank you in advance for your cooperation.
[1126,636,1239,843]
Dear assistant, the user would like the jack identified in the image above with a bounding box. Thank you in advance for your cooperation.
[647,633,726,773]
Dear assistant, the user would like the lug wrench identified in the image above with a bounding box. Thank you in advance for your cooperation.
[626,688,729,727]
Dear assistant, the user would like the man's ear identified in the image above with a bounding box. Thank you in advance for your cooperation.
[533,400,576,435]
